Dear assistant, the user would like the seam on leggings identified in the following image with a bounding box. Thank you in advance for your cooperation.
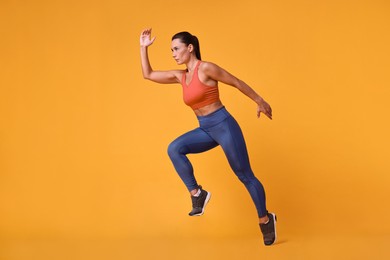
[199,126,217,142]
[226,116,244,173]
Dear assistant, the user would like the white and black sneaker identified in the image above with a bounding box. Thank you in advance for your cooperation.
[260,212,277,246]
[188,186,211,216]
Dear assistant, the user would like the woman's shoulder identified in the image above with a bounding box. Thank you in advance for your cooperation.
[199,61,224,76]
[199,61,220,71]
[169,69,187,77]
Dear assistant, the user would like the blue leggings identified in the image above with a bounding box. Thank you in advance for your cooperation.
[167,107,267,218]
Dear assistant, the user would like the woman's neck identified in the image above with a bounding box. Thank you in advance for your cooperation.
[186,58,199,72]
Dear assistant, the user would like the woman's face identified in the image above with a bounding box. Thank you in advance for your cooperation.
[171,39,192,65]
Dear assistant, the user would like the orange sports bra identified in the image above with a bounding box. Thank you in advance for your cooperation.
[181,61,220,110]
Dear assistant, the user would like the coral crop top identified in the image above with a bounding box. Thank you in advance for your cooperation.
[181,61,220,110]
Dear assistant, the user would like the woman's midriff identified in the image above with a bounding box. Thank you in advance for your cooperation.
[193,101,224,116]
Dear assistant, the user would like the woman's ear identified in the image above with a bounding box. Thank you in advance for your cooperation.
[188,44,194,53]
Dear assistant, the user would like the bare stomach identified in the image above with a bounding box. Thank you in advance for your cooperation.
[193,101,224,116]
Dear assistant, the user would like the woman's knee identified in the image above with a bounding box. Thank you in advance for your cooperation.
[236,171,257,186]
[237,173,250,185]
[167,142,176,158]
[167,140,185,158]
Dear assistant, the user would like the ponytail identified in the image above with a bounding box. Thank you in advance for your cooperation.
[191,35,201,60]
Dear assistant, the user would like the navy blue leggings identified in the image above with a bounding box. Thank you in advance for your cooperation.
[167,107,267,218]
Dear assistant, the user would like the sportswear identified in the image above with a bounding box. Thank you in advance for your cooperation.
[181,61,220,110]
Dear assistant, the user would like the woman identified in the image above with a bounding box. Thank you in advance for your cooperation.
[139,28,277,246]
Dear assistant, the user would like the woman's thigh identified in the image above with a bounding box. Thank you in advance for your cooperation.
[207,116,252,174]
[169,127,219,155]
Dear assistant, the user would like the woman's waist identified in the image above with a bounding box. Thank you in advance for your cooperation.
[193,101,223,117]
[196,102,231,128]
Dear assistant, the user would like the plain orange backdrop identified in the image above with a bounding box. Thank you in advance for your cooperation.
[1,0,389,259]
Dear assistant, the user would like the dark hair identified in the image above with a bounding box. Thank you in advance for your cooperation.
[172,31,201,60]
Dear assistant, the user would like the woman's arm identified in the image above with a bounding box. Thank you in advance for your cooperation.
[202,62,273,119]
[140,28,181,84]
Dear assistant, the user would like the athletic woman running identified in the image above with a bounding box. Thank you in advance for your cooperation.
[140,28,277,246]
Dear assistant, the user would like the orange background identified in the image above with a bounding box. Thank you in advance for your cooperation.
[1,0,389,259]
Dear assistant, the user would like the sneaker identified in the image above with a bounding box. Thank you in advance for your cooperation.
[259,212,277,246]
[188,186,211,216]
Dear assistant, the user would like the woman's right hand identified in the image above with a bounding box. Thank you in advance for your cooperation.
[140,28,156,47]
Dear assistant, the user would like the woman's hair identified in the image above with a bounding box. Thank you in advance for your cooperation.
[172,31,201,60]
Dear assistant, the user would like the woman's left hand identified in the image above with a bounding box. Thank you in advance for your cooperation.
[257,99,272,119]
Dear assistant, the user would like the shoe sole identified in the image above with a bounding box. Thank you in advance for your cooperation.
[192,192,211,216]
[269,213,277,245]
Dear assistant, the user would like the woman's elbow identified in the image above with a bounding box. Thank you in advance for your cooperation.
[142,73,151,80]
[232,78,243,89]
